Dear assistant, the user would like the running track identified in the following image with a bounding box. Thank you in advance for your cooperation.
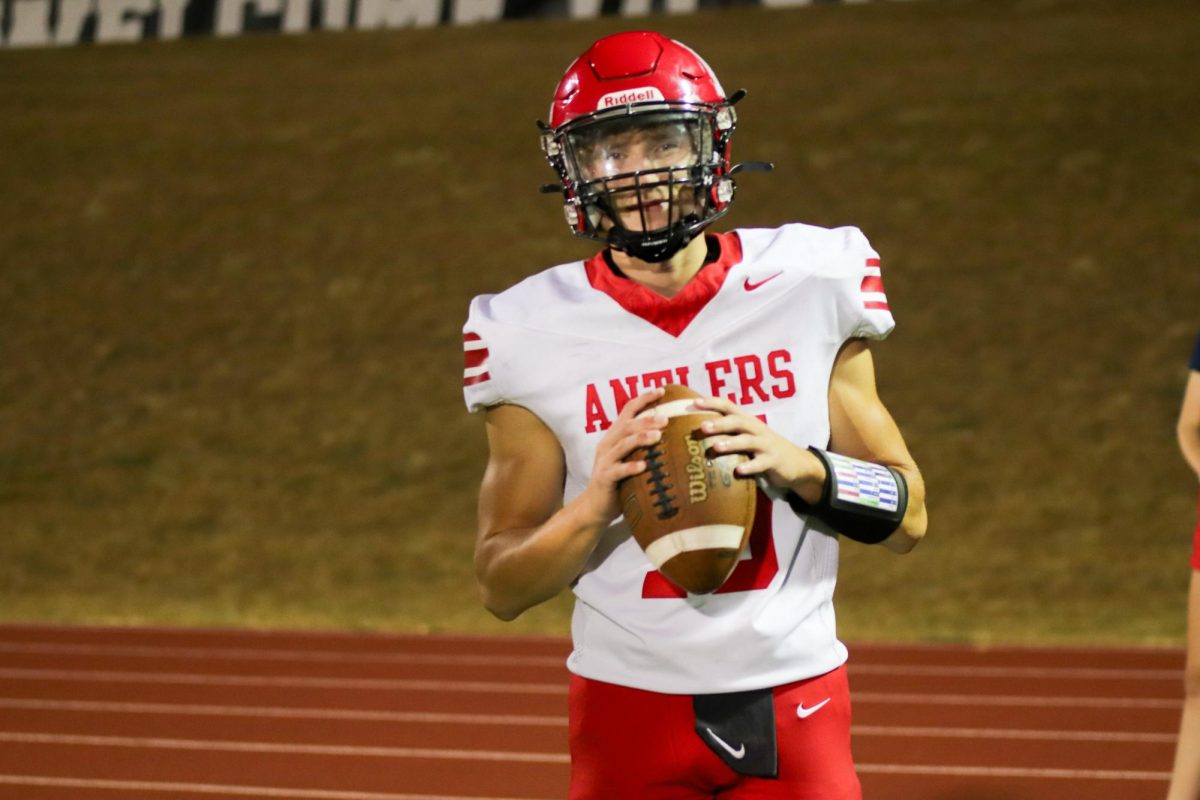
[0,624,1185,800]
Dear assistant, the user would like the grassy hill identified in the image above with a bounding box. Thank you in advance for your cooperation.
[1,0,1198,645]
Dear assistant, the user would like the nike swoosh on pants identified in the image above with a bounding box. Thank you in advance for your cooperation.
[704,727,746,759]
[796,697,832,719]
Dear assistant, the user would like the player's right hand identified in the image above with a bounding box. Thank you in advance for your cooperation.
[577,387,668,526]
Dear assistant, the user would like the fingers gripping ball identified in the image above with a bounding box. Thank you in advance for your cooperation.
[617,385,757,594]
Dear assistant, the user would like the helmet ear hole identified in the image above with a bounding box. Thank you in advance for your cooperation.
[715,178,734,205]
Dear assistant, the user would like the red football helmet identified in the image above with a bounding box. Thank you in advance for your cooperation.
[540,31,766,262]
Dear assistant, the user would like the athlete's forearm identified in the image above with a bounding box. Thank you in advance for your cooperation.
[1178,372,1200,477]
[475,496,610,621]
[1178,425,1200,479]
[881,463,927,554]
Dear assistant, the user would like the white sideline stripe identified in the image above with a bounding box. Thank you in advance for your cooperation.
[853,691,1180,709]
[0,669,1178,706]
[0,625,566,648]
[642,524,745,569]
[849,663,1181,681]
[0,732,570,764]
[0,668,566,694]
[856,763,1169,782]
[852,725,1175,744]
[0,641,1177,681]
[0,733,1170,781]
[0,765,1169,790]
[0,775,536,800]
[1,699,1171,743]
[0,698,567,727]
[0,641,566,668]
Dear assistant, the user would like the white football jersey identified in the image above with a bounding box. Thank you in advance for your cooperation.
[462,223,895,694]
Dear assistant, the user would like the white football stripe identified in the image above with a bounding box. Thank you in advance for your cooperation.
[642,524,746,569]
[636,398,714,419]
[463,365,489,379]
[463,339,487,352]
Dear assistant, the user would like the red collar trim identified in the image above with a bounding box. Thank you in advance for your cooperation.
[584,232,743,337]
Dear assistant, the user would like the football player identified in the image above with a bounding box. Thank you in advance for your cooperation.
[463,31,928,799]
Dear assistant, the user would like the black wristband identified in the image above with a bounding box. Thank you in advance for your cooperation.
[786,447,908,545]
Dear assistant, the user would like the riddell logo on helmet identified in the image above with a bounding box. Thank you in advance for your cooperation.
[597,87,665,109]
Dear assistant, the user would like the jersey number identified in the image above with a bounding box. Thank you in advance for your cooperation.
[640,489,779,599]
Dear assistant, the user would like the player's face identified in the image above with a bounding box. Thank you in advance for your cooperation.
[571,118,702,233]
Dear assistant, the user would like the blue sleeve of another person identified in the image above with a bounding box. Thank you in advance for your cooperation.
[1191,331,1200,372]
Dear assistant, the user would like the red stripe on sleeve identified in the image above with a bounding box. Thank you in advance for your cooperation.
[463,372,491,387]
[464,348,489,370]
[860,276,885,294]
[865,257,881,267]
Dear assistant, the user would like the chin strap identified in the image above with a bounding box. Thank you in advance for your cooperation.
[609,226,696,263]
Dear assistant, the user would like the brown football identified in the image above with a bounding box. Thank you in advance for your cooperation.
[617,384,757,595]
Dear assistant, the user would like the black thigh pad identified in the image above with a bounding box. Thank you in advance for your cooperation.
[692,688,778,778]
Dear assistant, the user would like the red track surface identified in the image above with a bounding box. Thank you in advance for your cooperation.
[0,624,1184,799]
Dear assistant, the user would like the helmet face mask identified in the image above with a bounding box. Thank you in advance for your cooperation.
[541,32,741,262]
[563,112,716,261]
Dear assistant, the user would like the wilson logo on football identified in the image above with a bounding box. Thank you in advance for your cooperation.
[597,87,665,109]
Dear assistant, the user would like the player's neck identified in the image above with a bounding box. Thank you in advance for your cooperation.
[609,235,709,299]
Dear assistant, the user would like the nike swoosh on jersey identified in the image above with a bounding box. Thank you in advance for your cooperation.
[743,272,783,291]
[703,727,746,759]
[796,697,832,719]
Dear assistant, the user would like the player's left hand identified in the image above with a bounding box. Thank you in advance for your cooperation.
[691,396,827,504]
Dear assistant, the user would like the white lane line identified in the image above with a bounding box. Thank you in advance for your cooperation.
[851,725,1175,743]
[0,775,540,800]
[849,663,1181,681]
[0,699,1172,743]
[856,763,1169,782]
[0,669,1180,705]
[853,691,1181,709]
[0,762,1169,788]
[0,698,567,726]
[0,732,1169,780]
[5,698,1175,740]
[0,642,565,669]
[0,640,1179,680]
[0,732,570,764]
[0,669,566,694]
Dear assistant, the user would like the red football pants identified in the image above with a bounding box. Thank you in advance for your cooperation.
[568,666,861,800]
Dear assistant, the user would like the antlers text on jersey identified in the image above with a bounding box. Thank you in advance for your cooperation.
[584,349,795,433]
